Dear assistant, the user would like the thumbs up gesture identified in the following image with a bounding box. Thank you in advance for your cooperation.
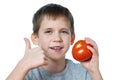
[22,38,48,69]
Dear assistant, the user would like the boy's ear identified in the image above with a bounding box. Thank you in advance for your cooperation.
[71,34,75,45]
[31,33,39,45]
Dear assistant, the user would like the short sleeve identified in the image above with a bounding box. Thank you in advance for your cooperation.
[86,71,92,80]
[24,71,32,80]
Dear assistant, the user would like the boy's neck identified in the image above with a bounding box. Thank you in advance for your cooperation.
[43,58,66,73]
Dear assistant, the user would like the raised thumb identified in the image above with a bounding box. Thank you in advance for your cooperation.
[24,38,31,49]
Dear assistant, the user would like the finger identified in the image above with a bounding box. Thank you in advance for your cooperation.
[87,46,99,57]
[85,37,98,51]
[43,57,48,65]
[24,38,31,49]
[85,37,99,56]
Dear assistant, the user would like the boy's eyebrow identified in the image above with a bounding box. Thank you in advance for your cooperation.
[61,28,69,31]
[42,27,69,30]
[43,28,52,30]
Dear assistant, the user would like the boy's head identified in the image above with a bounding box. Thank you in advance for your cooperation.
[32,3,75,36]
[31,3,75,60]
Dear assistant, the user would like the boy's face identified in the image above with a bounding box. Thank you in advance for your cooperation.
[34,16,72,60]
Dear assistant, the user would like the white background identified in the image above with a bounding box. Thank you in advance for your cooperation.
[0,0,120,80]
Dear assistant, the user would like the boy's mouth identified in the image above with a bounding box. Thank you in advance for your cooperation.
[50,46,63,52]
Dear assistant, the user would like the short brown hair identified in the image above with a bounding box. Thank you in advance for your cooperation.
[32,3,75,36]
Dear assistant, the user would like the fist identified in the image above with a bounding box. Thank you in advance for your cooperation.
[23,38,48,69]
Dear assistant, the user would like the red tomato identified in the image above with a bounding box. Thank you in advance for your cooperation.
[72,40,93,62]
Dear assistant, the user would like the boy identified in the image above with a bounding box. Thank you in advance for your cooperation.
[6,3,103,80]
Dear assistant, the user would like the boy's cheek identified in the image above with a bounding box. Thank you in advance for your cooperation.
[64,37,71,45]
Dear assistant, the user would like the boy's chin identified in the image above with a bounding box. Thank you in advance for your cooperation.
[48,56,65,61]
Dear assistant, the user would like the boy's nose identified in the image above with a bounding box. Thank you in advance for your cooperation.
[53,33,62,42]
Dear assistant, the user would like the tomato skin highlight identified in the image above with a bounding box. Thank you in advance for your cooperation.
[72,40,93,62]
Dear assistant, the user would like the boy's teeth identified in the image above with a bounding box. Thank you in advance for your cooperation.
[51,46,62,50]
[54,47,60,49]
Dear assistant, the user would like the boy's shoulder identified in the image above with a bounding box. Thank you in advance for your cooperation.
[24,59,91,80]
[26,59,87,74]
[66,59,87,72]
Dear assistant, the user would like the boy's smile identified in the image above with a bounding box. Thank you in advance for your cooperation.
[49,46,63,53]
[36,16,72,60]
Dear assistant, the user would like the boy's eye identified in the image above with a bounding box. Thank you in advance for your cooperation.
[61,31,69,34]
[45,31,52,33]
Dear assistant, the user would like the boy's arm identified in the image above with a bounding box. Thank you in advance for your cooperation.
[80,37,103,80]
[6,58,30,80]
[89,69,103,80]
[6,38,48,80]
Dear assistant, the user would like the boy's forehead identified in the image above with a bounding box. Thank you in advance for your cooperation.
[40,16,70,28]
[42,15,69,21]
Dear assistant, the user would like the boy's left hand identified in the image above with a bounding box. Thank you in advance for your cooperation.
[80,37,99,73]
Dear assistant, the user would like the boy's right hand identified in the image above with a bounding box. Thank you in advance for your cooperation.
[22,38,48,70]
[6,38,48,80]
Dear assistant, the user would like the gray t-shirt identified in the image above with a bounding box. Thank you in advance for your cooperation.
[24,59,91,80]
